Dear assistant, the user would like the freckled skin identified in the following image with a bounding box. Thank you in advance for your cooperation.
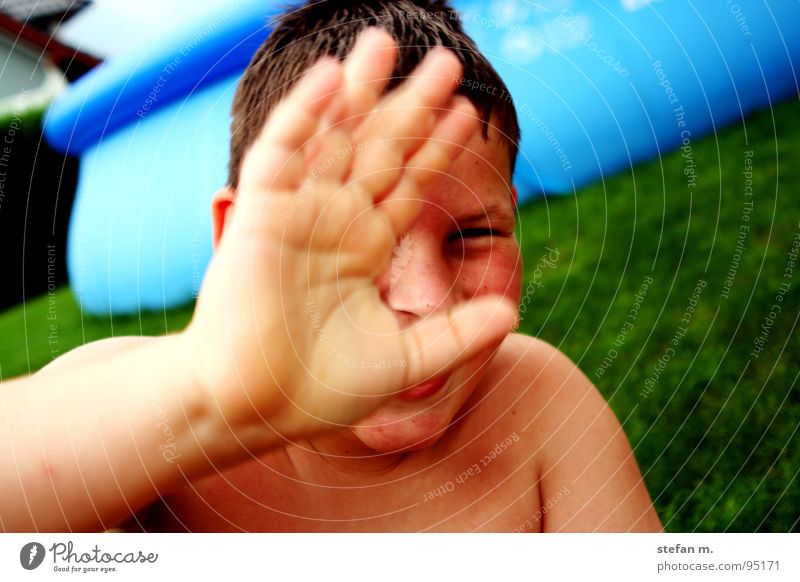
[352,124,521,453]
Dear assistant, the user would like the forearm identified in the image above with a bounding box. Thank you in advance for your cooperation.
[0,334,278,532]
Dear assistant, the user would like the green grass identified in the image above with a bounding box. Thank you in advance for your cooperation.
[0,288,194,380]
[515,98,800,532]
[1,99,798,532]
[0,104,47,134]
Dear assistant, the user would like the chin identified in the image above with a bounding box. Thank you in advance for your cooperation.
[353,352,497,453]
[351,407,453,453]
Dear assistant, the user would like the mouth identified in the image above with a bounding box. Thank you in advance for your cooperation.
[396,373,449,401]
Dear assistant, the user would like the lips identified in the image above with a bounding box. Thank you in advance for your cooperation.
[396,374,449,401]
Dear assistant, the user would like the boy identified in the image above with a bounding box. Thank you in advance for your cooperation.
[0,0,661,532]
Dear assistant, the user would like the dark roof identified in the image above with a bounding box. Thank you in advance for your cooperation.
[0,0,89,22]
[0,5,101,78]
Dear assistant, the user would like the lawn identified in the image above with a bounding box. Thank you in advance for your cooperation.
[1,98,798,532]
[514,98,800,532]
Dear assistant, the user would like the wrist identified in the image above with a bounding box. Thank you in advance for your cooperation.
[170,328,288,470]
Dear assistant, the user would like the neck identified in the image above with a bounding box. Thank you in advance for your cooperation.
[292,429,410,480]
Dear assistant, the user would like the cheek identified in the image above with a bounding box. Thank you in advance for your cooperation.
[457,245,522,302]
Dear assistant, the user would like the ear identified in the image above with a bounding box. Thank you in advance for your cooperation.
[210,186,235,250]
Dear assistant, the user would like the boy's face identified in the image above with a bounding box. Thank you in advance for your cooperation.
[352,122,522,453]
[214,116,521,456]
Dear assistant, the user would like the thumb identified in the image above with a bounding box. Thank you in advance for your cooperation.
[400,296,517,387]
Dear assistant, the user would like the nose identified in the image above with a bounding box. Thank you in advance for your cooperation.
[377,233,455,326]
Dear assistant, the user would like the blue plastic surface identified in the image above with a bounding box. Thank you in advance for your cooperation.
[454,0,800,195]
[66,80,233,313]
[43,0,800,313]
[43,0,278,155]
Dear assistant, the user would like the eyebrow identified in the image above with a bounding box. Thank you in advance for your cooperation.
[456,202,515,225]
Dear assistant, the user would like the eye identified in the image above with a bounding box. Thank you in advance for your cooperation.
[451,227,501,241]
[447,228,503,255]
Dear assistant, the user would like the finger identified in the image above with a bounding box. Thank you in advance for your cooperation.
[400,296,518,387]
[238,57,344,195]
[303,27,397,187]
[303,123,356,185]
[405,96,479,186]
[377,97,480,235]
[330,27,398,129]
[346,48,463,199]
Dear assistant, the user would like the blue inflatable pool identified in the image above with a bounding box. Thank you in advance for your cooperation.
[44,0,800,314]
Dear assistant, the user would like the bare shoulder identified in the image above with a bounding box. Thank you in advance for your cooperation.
[36,336,159,376]
[491,333,610,433]
[491,332,586,389]
[484,333,663,532]
[482,332,596,419]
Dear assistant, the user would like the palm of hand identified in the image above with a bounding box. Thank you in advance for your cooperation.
[187,29,516,439]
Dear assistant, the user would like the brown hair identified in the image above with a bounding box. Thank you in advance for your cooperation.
[228,0,520,189]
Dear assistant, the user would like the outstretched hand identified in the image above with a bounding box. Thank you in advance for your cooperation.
[185,29,517,442]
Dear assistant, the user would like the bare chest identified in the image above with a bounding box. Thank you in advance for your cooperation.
[145,439,541,532]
